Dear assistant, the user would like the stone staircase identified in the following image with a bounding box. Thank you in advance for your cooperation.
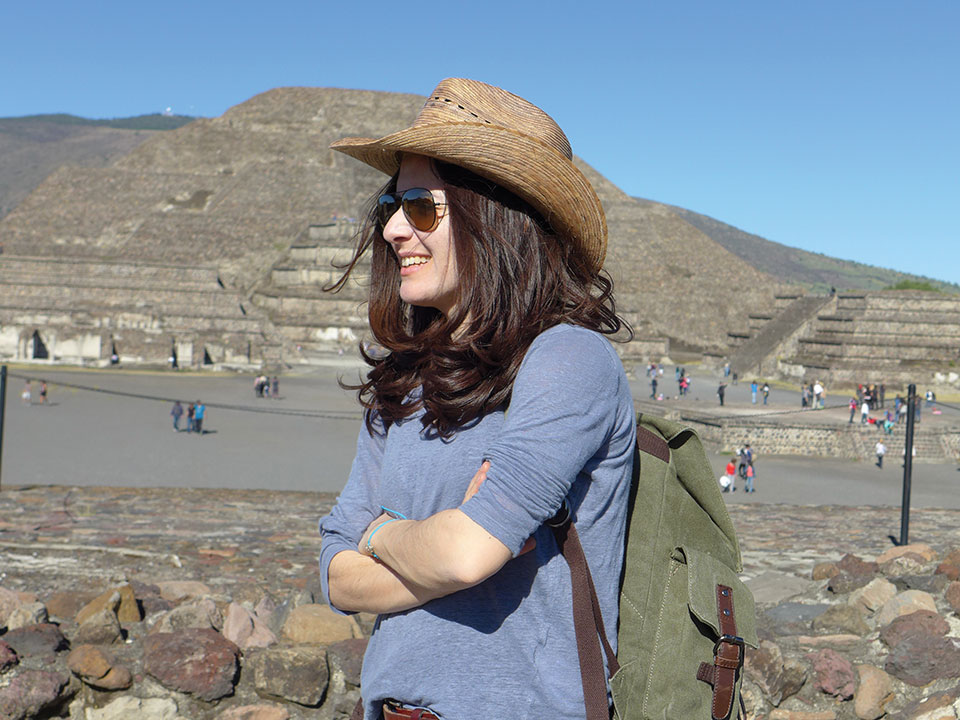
[729,294,833,378]
[848,420,959,463]
[781,292,960,385]
[247,221,372,363]
[0,255,281,368]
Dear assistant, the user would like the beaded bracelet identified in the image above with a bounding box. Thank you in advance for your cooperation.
[365,517,399,560]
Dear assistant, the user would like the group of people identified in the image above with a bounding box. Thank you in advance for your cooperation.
[254,375,279,399]
[853,392,926,430]
[749,380,771,405]
[719,444,757,492]
[20,380,48,405]
[800,380,826,409]
[170,400,206,434]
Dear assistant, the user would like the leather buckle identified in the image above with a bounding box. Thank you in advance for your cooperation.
[713,634,745,667]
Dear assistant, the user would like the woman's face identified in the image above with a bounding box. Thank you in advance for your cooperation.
[382,154,459,317]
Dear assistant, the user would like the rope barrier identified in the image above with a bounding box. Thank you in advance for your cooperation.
[5,370,363,422]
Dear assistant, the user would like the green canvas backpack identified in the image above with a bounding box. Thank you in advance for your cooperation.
[550,413,758,720]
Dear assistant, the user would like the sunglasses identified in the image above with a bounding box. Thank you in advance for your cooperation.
[376,188,448,232]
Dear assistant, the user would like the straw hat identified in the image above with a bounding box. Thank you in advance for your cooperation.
[330,78,607,273]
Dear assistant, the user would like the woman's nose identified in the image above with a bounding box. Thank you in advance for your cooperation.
[381,206,411,244]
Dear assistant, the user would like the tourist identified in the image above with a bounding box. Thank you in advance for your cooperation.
[271,376,279,399]
[186,402,196,433]
[761,382,770,405]
[317,78,634,720]
[813,380,824,409]
[849,397,858,423]
[898,401,908,424]
[194,400,206,435]
[651,374,658,399]
[171,401,183,431]
[39,381,48,405]
[750,379,758,404]
[861,399,871,424]
[744,445,756,492]
[21,380,31,405]
[717,381,727,406]
[875,440,886,468]
[724,456,737,492]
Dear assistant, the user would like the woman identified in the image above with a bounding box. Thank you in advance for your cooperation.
[319,78,635,720]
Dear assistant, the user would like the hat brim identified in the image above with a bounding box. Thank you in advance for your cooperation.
[331,123,607,273]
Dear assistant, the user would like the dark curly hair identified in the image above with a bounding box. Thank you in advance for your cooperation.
[327,157,630,437]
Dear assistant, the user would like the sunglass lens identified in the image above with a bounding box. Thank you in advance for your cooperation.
[377,194,400,227]
[402,188,438,232]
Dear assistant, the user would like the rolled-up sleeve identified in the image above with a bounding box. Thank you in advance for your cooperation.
[460,327,624,555]
[318,414,386,612]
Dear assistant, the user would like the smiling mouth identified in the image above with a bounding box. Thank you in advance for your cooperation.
[400,256,430,267]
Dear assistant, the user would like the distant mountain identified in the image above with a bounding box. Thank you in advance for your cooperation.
[0,113,194,218]
[637,198,959,294]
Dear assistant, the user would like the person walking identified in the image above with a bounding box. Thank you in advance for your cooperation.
[724,457,737,492]
[849,397,858,423]
[761,382,770,405]
[650,375,658,399]
[194,400,206,435]
[861,399,871,424]
[750,380,758,404]
[186,402,196,433]
[318,78,634,720]
[717,382,726,406]
[21,380,32,405]
[171,401,183,431]
[271,376,279,399]
[39,381,48,405]
[875,440,886,468]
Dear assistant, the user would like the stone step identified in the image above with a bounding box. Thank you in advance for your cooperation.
[1,284,248,315]
[0,255,220,284]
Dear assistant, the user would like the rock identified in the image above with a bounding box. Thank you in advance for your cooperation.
[853,664,894,720]
[155,580,212,603]
[946,582,960,614]
[67,644,113,680]
[747,571,815,605]
[879,609,950,648]
[247,645,329,707]
[144,628,240,701]
[893,685,960,720]
[76,585,141,624]
[838,553,879,576]
[0,639,18,673]
[2,623,68,657]
[327,637,368,688]
[944,548,960,566]
[797,634,863,647]
[812,605,870,636]
[73,607,123,645]
[807,648,855,699]
[0,670,72,720]
[937,563,960,582]
[744,639,806,706]
[876,543,938,564]
[762,602,831,635]
[151,597,222,634]
[91,665,133,691]
[5,601,48,630]
[880,554,928,577]
[85,695,183,720]
[885,634,960,686]
[849,577,897,615]
[216,704,292,720]
[829,571,877,594]
[894,573,950,595]
[768,710,837,720]
[812,562,840,581]
[222,602,277,649]
[876,589,938,627]
[45,590,98,620]
[281,604,361,644]
[0,586,20,628]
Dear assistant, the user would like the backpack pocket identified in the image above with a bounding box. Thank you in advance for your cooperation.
[611,546,757,720]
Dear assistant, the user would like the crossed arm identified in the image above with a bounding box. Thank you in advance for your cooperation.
[326,462,533,614]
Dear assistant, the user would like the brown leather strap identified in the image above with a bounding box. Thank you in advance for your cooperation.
[552,520,615,720]
[636,423,670,463]
[705,584,744,720]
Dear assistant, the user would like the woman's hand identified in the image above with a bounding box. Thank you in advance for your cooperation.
[358,513,396,557]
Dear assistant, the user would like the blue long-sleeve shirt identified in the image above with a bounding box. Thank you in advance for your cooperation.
[318,324,635,719]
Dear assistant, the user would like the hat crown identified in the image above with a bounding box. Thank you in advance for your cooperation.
[414,78,573,161]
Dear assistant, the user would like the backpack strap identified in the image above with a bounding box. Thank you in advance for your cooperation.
[695,584,746,720]
[550,508,618,720]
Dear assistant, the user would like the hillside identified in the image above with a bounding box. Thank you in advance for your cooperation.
[0,114,192,218]
[638,199,959,294]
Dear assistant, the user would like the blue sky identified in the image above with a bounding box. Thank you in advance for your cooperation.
[3,1,957,284]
